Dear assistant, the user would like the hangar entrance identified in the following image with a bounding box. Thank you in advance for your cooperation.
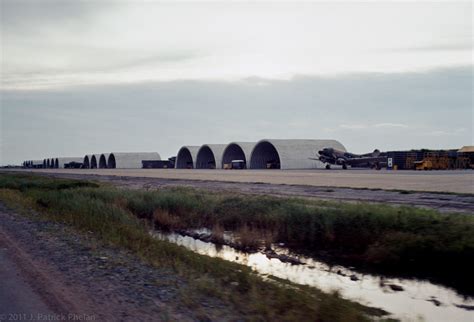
[250,141,281,169]
[83,156,90,169]
[196,146,216,169]
[222,144,247,169]
[99,155,108,168]
[91,156,98,169]
[107,154,116,169]
[54,159,59,168]
[176,148,194,169]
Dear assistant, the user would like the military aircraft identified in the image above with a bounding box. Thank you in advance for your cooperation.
[312,148,387,170]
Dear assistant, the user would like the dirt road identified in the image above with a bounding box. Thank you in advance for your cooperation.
[0,247,53,319]
[15,171,474,214]
[10,168,474,194]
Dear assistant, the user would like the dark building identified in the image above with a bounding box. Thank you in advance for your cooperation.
[142,157,175,169]
[387,149,470,170]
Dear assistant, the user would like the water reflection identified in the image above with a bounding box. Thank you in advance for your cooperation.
[151,231,474,322]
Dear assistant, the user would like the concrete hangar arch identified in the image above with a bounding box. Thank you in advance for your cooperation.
[90,154,101,169]
[250,139,346,169]
[99,153,110,169]
[83,155,92,169]
[195,144,227,169]
[221,142,256,169]
[175,146,200,169]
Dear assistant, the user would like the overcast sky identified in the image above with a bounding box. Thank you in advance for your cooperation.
[0,0,472,165]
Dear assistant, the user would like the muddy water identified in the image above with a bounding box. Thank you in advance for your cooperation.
[151,230,473,322]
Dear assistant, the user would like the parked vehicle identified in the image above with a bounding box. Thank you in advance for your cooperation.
[231,160,246,169]
[65,162,83,169]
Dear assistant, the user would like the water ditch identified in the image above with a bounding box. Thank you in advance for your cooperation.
[150,229,474,321]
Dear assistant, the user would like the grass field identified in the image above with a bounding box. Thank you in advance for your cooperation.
[1,173,473,294]
[0,172,393,321]
[1,173,473,320]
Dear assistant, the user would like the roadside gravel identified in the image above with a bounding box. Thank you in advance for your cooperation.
[0,203,239,321]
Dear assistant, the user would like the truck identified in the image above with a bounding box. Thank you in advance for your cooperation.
[223,160,246,169]
[414,159,433,171]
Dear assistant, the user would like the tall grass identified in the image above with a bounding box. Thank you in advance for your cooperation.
[1,173,473,295]
[0,173,384,321]
[0,173,99,191]
[120,188,474,293]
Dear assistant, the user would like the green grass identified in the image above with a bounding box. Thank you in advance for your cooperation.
[0,173,100,191]
[1,173,473,296]
[111,185,474,294]
[0,173,386,321]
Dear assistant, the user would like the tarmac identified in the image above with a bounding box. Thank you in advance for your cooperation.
[8,168,474,194]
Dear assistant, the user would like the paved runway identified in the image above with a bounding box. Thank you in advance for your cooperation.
[8,168,474,194]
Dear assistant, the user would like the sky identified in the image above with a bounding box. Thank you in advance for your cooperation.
[0,0,472,165]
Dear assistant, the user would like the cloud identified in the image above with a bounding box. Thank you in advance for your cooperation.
[386,43,472,53]
[374,123,408,128]
[424,128,468,137]
[339,124,368,130]
[1,66,471,164]
[0,0,102,33]
[339,123,408,130]
[1,1,471,90]
[2,50,203,77]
